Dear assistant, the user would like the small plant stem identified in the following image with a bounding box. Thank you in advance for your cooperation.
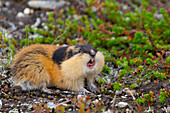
[111,95,116,111]
[135,101,142,113]
[1,91,7,95]
[56,100,71,107]
[51,30,66,45]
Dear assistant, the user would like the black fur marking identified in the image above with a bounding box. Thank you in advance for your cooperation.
[52,46,68,65]
[20,64,29,68]
[23,49,48,58]
[67,50,73,59]
[35,65,44,73]
[14,58,37,71]
[75,44,97,56]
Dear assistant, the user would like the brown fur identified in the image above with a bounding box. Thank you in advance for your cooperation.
[11,44,105,93]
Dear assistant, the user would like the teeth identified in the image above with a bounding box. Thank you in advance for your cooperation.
[91,58,94,62]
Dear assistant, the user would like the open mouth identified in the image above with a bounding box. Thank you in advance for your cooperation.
[87,58,95,69]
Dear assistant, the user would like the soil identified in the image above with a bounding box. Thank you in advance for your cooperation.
[0,0,169,112]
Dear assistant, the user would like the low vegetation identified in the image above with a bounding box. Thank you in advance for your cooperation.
[0,0,169,112]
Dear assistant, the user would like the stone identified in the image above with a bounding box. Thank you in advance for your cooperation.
[167,106,170,112]
[23,8,30,15]
[115,102,128,108]
[31,18,41,28]
[115,90,122,95]
[0,100,2,109]
[16,12,25,18]
[93,99,99,104]
[28,1,66,10]
[47,102,56,109]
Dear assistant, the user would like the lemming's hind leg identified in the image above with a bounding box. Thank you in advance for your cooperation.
[41,82,60,94]
[13,80,39,91]
[41,82,53,94]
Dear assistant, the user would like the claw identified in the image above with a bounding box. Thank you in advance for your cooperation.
[79,88,94,95]
[88,82,98,94]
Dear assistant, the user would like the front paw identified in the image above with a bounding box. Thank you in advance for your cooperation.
[79,88,94,95]
[88,83,98,94]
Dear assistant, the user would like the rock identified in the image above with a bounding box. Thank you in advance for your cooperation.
[0,100,2,109]
[27,104,32,110]
[105,109,113,113]
[121,95,127,99]
[162,82,168,88]
[115,90,122,95]
[167,106,170,112]
[47,102,56,109]
[77,95,86,101]
[123,88,136,95]
[126,108,132,112]
[115,102,128,108]
[142,80,151,86]
[28,1,66,10]
[16,12,25,18]
[125,17,130,20]
[31,18,41,28]
[5,1,10,7]
[0,1,2,7]
[77,95,83,100]
[23,8,30,15]
[145,106,154,113]
[73,14,81,20]
[18,21,24,26]
[93,99,99,104]
[154,13,163,20]
[122,5,128,10]
[91,6,97,12]
[123,88,136,100]
[1,59,8,64]
[9,108,19,113]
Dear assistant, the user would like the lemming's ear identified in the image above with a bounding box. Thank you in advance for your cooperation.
[52,46,68,65]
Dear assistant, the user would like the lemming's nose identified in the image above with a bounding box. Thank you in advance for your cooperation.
[90,49,96,57]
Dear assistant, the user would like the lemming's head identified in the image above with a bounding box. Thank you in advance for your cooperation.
[52,44,99,69]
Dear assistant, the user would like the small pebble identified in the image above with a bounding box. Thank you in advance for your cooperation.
[91,6,97,12]
[93,99,99,104]
[5,2,10,7]
[31,18,41,28]
[142,80,151,86]
[27,104,32,110]
[77,95,83,100]
[24,8,30,15]
[115,90,122,95]
[9,108,19,113]
[16,12,25,18]
[121,96,127,99]
[28,1,66,10]
[167,106,170,112]
[47,102,56,109]
[115,102,128,108]
[122,5,128,10]
[126,108,131,112]
[154,13,163,20]
[18,21,24,26]
[0,100,2,109]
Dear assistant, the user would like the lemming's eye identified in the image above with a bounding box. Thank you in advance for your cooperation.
[78,49,82,53]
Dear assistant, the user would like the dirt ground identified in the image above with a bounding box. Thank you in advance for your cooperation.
[0,0,169,112]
